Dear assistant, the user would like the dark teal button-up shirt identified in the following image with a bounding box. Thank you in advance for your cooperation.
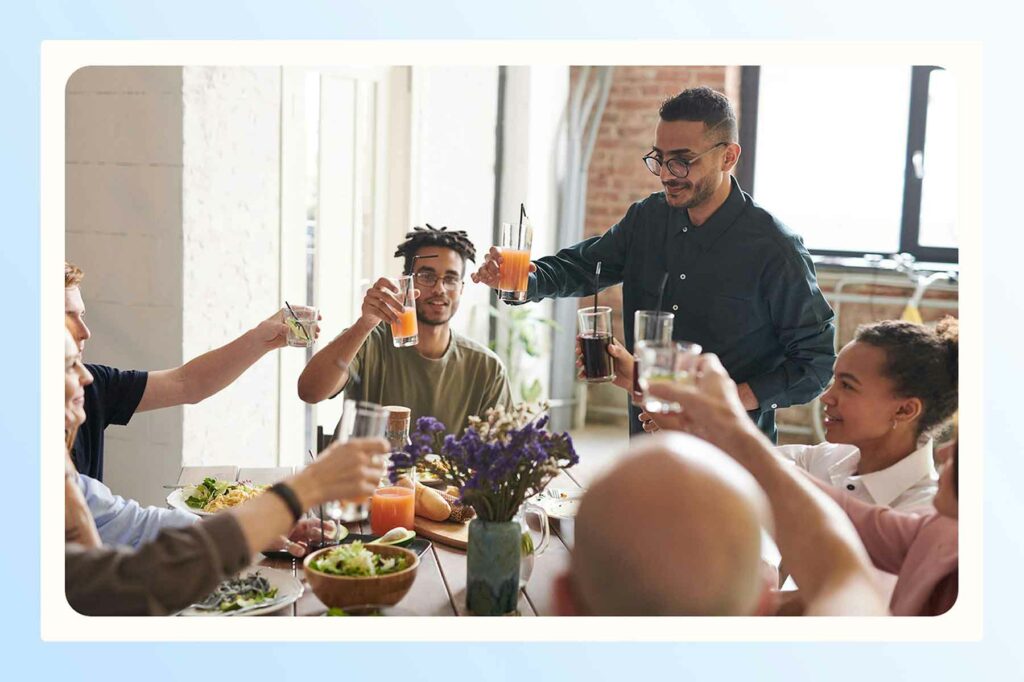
[525,176,836,441]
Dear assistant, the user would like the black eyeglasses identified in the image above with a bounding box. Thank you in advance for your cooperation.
[414,271,463,292]
[642,142,727,179]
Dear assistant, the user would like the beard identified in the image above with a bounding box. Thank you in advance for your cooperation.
[664,173,717,209]
[416,296,457,326]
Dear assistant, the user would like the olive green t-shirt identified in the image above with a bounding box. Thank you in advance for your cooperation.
[340,324,513,435]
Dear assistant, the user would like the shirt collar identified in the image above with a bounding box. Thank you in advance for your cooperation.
[679,175,747,248]
[858,439,938,507]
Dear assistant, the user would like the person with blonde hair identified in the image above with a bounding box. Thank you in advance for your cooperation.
[64,260,318,482]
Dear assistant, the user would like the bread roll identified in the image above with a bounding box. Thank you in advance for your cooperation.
[414,482,451,521]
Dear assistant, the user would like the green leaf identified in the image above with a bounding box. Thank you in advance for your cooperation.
[520,378,542,403]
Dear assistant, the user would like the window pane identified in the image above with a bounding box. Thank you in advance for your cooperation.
[753,66,910,254]
[918,68,958,249]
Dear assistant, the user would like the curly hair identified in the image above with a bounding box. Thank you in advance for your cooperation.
[658,86,738,143]
[854,316,959,439]
[394,224,477,275]
[65,261,84,289]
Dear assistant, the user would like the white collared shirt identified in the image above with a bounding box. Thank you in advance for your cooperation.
[776,439,939,513]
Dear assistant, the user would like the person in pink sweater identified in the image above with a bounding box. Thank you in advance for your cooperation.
[807,442,957,615]
[646,355,958,616]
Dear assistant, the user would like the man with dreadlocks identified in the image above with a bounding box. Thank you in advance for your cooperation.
[298,225,512,433]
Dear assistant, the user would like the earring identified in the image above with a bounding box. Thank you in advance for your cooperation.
[891,419,898,431]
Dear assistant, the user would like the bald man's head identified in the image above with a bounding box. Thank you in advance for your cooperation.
[567,433,772,616]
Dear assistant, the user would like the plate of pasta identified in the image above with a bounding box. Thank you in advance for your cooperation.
[167,477,268,516]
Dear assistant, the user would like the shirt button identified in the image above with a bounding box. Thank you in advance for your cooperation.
[846,484,855,491]
[679,273,687,280]
[771,403,778,409]
[682,226,689,232]
[672,305,679,311]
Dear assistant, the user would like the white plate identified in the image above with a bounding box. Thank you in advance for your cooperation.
[166,488,213,517]
[531,488,584,519]
[178,567,304,617]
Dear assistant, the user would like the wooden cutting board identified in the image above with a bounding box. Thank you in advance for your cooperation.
[414,517,469,550]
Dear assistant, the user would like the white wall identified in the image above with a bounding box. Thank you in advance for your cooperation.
[409,66,499,344]
[65,66,185,506]
[180,66,283,468]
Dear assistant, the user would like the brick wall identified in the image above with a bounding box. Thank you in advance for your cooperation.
[573,66,740,420]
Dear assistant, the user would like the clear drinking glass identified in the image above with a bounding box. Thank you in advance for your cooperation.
[391,275,418,348]
[497,221,533,303]
[577,306,616,383]
[517,501,550,589]
[369,406,416,536]
[636,340,702,413]
[285,305,318,348]
[632,310,674,405]
[325,400,389,523]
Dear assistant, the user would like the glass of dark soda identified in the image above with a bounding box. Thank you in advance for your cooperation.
[577,306,616,383]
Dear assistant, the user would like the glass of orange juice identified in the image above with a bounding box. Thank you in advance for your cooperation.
[391,275,418,348]
[370,406,416,535]
[369,486,416,536]
[497,221,533,303]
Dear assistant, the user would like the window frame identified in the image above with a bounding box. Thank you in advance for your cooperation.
[738,65,958,264]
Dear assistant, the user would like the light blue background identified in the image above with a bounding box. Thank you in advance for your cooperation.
[4,1,1021,678]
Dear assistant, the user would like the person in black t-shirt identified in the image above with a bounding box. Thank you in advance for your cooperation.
[64,262,319,480]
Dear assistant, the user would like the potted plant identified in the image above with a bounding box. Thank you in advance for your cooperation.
[390,403,578,615]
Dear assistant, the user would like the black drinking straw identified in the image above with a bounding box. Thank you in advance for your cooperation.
[656,272,669,312]
[593,261,602,314]
[520,203,527,230]
[284,300,309,342]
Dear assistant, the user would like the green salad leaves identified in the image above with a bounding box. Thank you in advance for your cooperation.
[310,542,409,577]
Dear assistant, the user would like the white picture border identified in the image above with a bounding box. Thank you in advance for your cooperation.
[42,40,981,641]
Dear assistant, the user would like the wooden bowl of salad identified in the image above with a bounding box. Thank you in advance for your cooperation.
[303,542,420,609]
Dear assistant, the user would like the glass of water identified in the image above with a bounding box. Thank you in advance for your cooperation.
[632,310,674,405]
[324,400,389,522]
[285,305,318,348]
[636,340,702,413]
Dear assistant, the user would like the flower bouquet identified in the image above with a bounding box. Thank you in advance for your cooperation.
[388,403,579,615]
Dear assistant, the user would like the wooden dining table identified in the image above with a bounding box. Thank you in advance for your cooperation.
[173,461,604,617]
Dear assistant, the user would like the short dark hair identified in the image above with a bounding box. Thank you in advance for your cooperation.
[658,86,738,143]
[394,224,477,275]
[854,316,959,439]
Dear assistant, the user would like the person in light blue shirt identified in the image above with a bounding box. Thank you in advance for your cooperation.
[65,328,336,555]
[77,473,196,548]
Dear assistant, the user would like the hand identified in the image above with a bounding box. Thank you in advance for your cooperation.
[297,437,389,507]
[645,353,757,449]
[359,277,417,326]
[470,246,537,289]
[255,309,322,350]
[270,518,340,557]
[574,336,635,393]
[637,410,664,433]
[736,382,760,411]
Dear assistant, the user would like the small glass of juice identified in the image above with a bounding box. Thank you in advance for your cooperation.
[497,221,533,303]
[391,275,418,348]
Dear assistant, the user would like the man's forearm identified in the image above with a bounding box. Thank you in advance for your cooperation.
[175,328,270,404]
[297,319,374,403]
[722,425,880,607]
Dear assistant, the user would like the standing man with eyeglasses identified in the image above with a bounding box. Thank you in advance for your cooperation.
[298,225,512,433]
[471,86,835,441]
